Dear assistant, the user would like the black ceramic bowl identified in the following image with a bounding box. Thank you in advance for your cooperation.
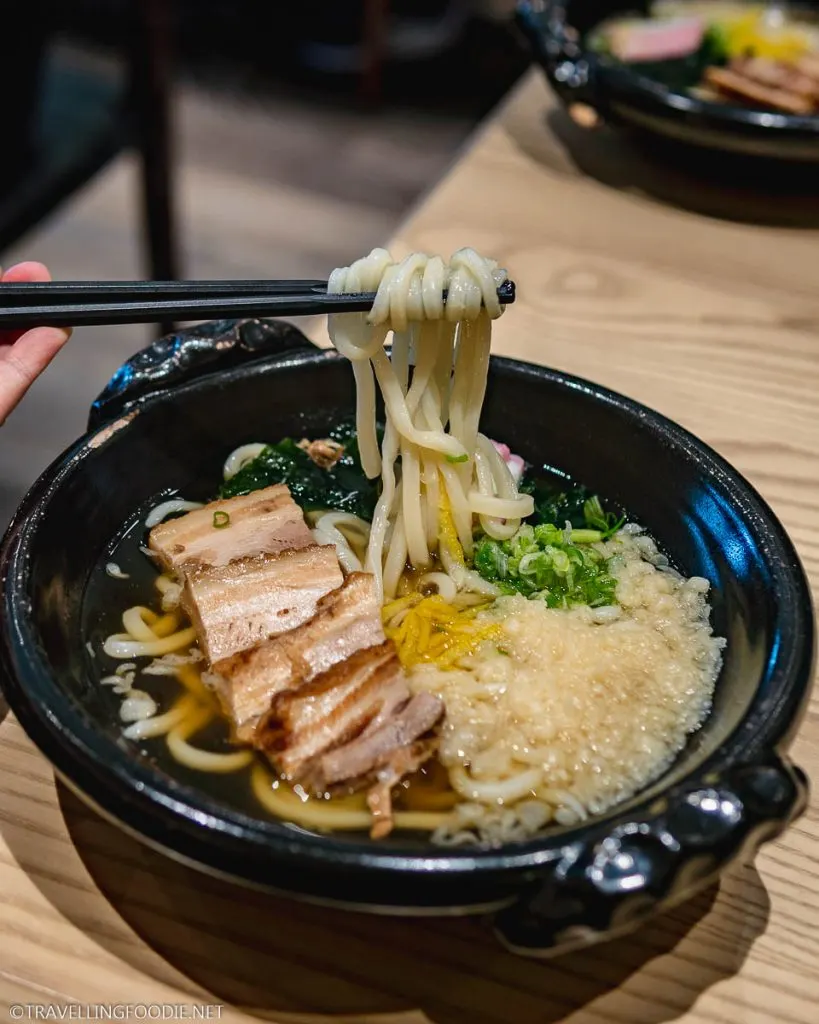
[516,0,819,162]
[0,319,812,957]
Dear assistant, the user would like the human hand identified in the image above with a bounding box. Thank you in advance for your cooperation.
[0,262,71,426]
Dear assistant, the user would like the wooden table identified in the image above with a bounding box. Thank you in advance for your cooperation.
[2,71,818,1024]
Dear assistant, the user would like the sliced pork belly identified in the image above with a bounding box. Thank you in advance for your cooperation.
[255,640,406,778]
[704,64,816,115]
[182,543,343,664]
[732,57,819,104]
[211,640,291,744]
[211,572,385,742]
[255,640,445,837]
[797,54,819,83]
[149,484,313,574]
[308,691,444,791]
[281,571,384,681]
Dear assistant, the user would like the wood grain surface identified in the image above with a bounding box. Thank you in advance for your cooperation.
[2,71,818,1024]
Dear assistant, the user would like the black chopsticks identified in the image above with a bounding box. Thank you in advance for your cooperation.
[0,278,516,329]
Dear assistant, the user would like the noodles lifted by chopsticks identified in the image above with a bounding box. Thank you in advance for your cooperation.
[327,248,533,599]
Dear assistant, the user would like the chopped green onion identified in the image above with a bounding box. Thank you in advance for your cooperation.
[583,495,625,539]
[446,453,469,464]
[473,521,617,608]
[213,510,231,529]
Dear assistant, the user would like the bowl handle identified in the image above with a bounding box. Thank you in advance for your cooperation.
[88,317,323,430]
[492,753,808,957]
[515,0,605,126]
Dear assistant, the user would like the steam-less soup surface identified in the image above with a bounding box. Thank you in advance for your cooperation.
[85,248,725,847]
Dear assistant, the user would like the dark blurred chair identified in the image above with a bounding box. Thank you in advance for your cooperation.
[362,0,389,103]
[0,0,177,318]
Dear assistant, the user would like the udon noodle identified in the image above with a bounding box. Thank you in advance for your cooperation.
[326,248,533,599]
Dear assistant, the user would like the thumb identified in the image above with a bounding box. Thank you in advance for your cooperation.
[2,261,51,283]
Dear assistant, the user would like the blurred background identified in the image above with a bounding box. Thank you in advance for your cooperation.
[0,0,527,528]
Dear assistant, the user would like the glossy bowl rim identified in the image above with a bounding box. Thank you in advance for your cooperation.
[0,348,814,881]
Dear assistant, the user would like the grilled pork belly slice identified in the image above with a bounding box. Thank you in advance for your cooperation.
[211,572,384,742]
[305,687,444,840]
[732,56,819,103]
[704,64,816,115]
[797,53,819,83]
[308,691,444,791]
[281,572,384,681]
[256,641,445,837]
[182,543,343,664]
[210,641,290,744]
[256,640,405,777]
[148,484,313,574]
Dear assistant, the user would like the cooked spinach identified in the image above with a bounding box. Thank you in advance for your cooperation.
[518,476,593,529]
[218,418,380,520]
[518,474,624,536]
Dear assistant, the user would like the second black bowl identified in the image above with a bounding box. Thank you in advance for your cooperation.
[516,0,819,162]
